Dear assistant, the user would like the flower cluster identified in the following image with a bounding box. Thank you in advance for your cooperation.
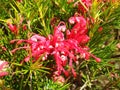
[11,15,101,77]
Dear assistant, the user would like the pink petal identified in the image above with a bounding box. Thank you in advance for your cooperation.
[69,17,76,24]
[30,34,46,42]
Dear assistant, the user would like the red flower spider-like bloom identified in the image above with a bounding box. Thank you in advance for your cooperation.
[11,16,101,77]
[8,23,18,34]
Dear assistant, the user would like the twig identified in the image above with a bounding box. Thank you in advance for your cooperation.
[80,81,89,90]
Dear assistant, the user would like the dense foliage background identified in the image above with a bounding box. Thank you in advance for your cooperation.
[0,0,120,90]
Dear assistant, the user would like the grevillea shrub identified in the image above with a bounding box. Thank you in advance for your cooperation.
[0,0,120,89]
[11,15,101,78]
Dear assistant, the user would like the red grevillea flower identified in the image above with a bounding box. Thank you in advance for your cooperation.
[8,23,18,34]
[11,15,101,77]
[78,0,92,13]
[0,60,9,77]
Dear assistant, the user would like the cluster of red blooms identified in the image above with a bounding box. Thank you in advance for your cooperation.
[11,15,101,77]
[7,0,101,78]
